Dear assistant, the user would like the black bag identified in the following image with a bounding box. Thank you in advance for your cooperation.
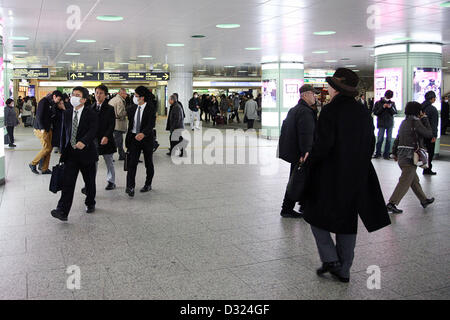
[244,115,248,123]
[286,161,309,203]
[124,152,129,171]
[49,163,65,194]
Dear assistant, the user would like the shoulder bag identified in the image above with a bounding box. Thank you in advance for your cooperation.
[412,121,429,169]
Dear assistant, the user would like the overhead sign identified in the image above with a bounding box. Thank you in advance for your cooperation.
[13,68,50,79]
[67,71,170,81]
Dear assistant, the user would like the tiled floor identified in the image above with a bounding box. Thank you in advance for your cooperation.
[0,120,449,300]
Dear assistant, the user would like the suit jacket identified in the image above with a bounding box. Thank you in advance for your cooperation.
[125,102,156,149]
[60,105,99,166]
[91,101,117,155]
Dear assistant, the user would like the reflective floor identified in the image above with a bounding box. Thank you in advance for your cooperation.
[0,121,449,300]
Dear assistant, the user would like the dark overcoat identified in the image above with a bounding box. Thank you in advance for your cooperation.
[91,101,117,155]
[303,94,391,234]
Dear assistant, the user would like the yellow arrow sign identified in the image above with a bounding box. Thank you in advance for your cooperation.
[70,73,77,80]
[163,73,169,80]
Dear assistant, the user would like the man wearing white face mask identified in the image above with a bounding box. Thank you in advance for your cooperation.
[51,86,99,221]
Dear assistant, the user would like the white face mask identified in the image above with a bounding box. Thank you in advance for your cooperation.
[70,96,82,108]
[133,96,139,105]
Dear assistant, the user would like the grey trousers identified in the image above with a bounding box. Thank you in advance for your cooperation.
[113,130,126,159]
[389,163,427,205]
[96,153,115,184]
[311,225,357,278]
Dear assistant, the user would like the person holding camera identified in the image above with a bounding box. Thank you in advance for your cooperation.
[373,90,398,160]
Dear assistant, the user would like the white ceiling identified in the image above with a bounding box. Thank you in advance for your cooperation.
[1,0,450,76]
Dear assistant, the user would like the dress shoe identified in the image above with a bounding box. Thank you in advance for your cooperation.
[372,154,381,159]
[387,203,403,214]
[81,187,87,195]
[280,209,303,219]
[329,269,350,283]
[140,185,152,193]
[421,198,435,209]
[105,182,116,190]
[51,209,68,221]
[8,143,16,148]
[423,170,437,176]
[317,261,341,276]
[153,142,160,153]
[29,164,39,175]
[126,187,135,197]
[86,205,95,214]
[41,169,52,175]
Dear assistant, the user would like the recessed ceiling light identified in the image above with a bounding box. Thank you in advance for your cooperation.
[167,43,184,47]
[312,50,328,54]
[197,70,207,72]
[325,60,337,63]
[352,70,360,72]
[119,62,130,65]
[340,58,350,61]
[216,24,240,29]
[12,51,28,54]
[345,65,357,68]
[313,31,336,36]
[245,47,261,51]
[96,15,123,22]
[238,70,248,73]
[138,55,152,58]
[58,61,71,64]
[439,1,450,7]
[202,57,216,60]
[352,45,364,48]
[77,39,96,43]
[224,66,235,68]
[192,35,206,38]
[10,36,29,40]
[174,64,185,67]
[65,52,80,56]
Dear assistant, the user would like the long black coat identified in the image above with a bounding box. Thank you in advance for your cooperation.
[303,94,391,234]
[91,101,117,155]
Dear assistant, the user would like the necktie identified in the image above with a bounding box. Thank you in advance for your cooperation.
[136,106,141,133]
[71,110,79,148]
[97,104,101,112]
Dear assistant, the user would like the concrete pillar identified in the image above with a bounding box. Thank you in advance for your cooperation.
[167,70,193,124]
[0,24,5,185]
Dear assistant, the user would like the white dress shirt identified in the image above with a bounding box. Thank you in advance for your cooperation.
[72,105,85,127]
[132,103,146,134]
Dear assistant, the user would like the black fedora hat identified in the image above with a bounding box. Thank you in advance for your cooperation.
[326,68,360,97]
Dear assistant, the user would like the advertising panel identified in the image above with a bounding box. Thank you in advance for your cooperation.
[413,68,442,111]
[262,79,277,109]
[374,68,403,110]
[283,79,304,109]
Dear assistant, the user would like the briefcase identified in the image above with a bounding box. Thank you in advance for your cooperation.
[124,152,129,172]
[286,161,309,204]
[49,163,65,194]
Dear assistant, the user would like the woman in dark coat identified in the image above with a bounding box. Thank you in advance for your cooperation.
[302,68,391,283]
[4,98,19,147]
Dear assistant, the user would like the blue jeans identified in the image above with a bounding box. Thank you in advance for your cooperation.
[375,127,393,157]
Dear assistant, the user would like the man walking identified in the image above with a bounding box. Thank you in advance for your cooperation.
[29,90,63,174]
[109,88,128,160]
[373,90,398,159]
[188,92,201,131]
[278,85,318,218]
[51,86,98,221]
[421,91,439,175]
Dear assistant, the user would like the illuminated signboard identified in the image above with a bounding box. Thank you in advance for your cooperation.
[67,72,170,81]
[13,68,50,79]
[283,79,304,109]
[374,68,403,110]
[413,67,442,111]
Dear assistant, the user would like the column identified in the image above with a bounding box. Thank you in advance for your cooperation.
[374,42,443,155]
[0,22,5,185]
[261,59,304,139]
[167,70,193,124]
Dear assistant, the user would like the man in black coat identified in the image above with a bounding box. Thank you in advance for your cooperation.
[188,92,201,131]
[51,86,99,221]
[421,91,439,175]
[125,86,157,197]
[373,90,398,160]
[442,95,449,136]
[90,84,117,191]
[29,90,63,174]
[166,94,186,157]
[303,68,391,283]
[278,84,318,218]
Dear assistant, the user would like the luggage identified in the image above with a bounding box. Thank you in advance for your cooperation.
[25,116,33,127]
[216,115,226,125]
[49,163,65,194]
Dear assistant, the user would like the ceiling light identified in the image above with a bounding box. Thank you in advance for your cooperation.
[10,36,29,40]
[119,62,130,65]
[13,45,26,48]
[138,55,152,58]
[202,57,216,60]
[167,43,185,47]
[325,60,337,63]
[197,70,207,72]
[340,58,350,61]
[65,52,80,56]
[58,61,71,64]
[77,39,96,43]
[352,70,360,72]
[393,37,412,41]
[174,64,185,67]
[245,47,261,51]
[224,66,235,68]
[96,15,123,22]
[216,24,240,29]
[192,35,206,38]
[345,65,357,68]
[313,31,336,36]
[312,50,328,54]
[238,70,248,73]
[8,10,13,15]
[12,51,28,54]
[439,1,450,7]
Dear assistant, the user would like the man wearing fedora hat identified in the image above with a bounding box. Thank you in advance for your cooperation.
[302,68,391,283]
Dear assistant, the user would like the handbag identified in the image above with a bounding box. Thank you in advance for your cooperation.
[49,163,65,193]
[286,160,309,203]
[412,121,429,169]
[244,115,248,123]
[124,152,130,171]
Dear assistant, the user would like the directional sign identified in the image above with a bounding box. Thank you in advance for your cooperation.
[67,71,170,81]
[13,68,50,79]
[67,72,102,81]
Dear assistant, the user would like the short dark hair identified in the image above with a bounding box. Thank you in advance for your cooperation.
[52,90,63,98]
[424,91,436,101]
[135,86,151,102]
[62,93,69,101]
[72,86,90,99]
[405,101,422,116]
[6,98,13,105]
[385,90,394,99]
[95,84,109,95]
[193,92,198,96]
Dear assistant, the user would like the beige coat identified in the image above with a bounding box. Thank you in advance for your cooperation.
[109,95,128,132]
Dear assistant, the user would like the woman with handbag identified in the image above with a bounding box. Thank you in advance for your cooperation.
[387,101,435,214]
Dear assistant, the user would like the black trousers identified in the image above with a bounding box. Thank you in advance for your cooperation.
[424,139,436,172]
[6,126,14,144]
[57,159,96,215]
[247,119,255,129]
[126,136,154,189]
[281,163,296,212]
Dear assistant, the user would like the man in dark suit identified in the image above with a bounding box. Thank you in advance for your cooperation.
[125,86,157,197]
[51,86,99,221]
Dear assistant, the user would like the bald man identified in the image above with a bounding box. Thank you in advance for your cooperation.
[109,88,128,160]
